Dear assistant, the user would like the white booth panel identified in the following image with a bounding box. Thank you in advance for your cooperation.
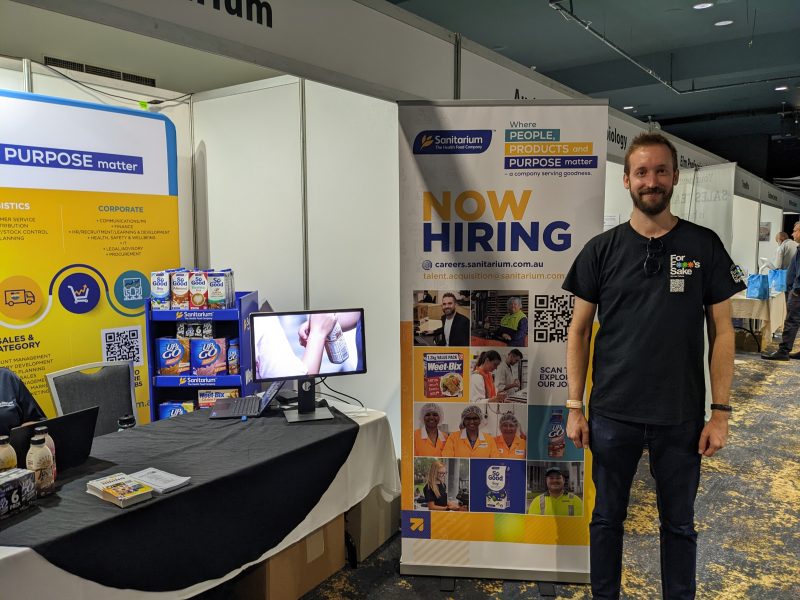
[192,77,305,310]
[304,80,401,450]
[603,162,629,229]
[731,195,759,275]
[758,203,784,268]
[0,62,23,91]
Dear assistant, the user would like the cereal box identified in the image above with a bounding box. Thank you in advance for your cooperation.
[156,338,190,375]
[190,338,228,376]
[158,402,195,420]
[197,388,239,409]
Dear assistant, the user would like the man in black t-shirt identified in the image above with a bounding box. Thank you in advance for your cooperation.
[563,133,745,600]
[0,367,45,436]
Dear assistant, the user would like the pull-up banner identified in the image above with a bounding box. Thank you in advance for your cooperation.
[0,90,179,423]
[398,100,606,582]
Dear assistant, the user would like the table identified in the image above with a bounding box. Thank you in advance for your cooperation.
[0,401,399,599]
[730,292,787,351]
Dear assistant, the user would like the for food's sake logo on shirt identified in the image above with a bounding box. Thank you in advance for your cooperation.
[413,130,492,154]
[670,254,701,276]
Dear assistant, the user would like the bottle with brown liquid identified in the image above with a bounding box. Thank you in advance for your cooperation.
[26,435,54,497]
[0,435,17,471]
[34,425,56,482]
[324,318,349,365]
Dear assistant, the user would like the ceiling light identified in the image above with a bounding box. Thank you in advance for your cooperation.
[623,106,634,110]
[775,85,789,91]
[693,3,714,9]
[714,20,733,26]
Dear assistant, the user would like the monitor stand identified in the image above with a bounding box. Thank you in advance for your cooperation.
[283,377,333,423]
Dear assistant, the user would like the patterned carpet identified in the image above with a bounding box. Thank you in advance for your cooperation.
[304,350,800,599]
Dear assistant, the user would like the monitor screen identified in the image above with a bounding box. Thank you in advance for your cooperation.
[250,309,366,382]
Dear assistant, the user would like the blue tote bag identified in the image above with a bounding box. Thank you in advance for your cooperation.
[746,274,769,299]
[768,269,787,294]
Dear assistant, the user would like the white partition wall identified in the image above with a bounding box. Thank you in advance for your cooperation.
[604,162,629,226]
[731,196,760,275]
[191,77,305,310]
[304,80,401,441]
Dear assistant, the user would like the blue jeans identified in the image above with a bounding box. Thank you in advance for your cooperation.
[589,413,704,600]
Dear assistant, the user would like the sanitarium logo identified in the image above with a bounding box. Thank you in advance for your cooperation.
[413,130,493,155]
[188,0,273,28]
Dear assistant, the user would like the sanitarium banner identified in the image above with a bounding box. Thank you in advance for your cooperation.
[0,91,179,423]
[399,100,606,581]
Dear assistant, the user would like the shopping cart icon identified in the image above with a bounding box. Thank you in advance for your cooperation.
[68,284,90,303]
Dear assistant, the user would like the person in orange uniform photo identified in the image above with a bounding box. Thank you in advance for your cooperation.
[494,411,526,459]
[470,350,507,403]
[442,405,499,458]
[413,402,447,456]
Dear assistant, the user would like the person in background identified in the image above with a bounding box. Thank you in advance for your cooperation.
[528,466,583,516]
[762,221,800,360]
[764,231,797,271]
[413,402,447,456]
[469,350,507,403]
[423,460,462,511]
[494,411,526,459]
[433,292,470,346]
[421,290,434,303]
[493,296,528,346]
[494,349,523,394]
[0,367,45,437]
[564,132,743,599]
[442,405,499,458]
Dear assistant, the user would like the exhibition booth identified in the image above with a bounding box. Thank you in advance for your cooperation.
[1,0,798,597]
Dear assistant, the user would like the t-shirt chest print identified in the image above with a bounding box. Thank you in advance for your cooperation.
[668,252,701,293]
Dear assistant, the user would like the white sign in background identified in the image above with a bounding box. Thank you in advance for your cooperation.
[671,162,736,252]
[0,93,173,195]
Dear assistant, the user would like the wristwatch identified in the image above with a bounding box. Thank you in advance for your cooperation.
[710,403,732,412]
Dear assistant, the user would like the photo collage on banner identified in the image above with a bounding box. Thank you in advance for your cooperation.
[400,101,606,578]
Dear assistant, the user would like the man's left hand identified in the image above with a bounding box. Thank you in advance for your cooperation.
[698,414,729,457]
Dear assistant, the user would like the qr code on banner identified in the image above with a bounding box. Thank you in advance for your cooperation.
[101,326,143,366]
[531,294,574,343]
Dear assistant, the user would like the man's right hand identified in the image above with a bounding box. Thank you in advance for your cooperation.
[566,409,589,449]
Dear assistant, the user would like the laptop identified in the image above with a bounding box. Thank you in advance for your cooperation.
[10,406,99,471]
[209,381,285,419]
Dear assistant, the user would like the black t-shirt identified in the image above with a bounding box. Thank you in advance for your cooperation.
[423,482,447,507]
[0,367,45,436]
[563,219,745,425]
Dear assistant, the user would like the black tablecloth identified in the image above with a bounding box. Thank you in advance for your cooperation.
[0,406,359,592]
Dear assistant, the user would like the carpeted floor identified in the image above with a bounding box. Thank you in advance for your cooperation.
[304,350,800,599]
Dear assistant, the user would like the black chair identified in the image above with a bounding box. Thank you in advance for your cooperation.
[46,361,137,436]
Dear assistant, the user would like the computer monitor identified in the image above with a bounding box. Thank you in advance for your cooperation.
[250,308,366,422]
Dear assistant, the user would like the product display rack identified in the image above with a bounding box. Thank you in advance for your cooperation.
[145,290,259,421]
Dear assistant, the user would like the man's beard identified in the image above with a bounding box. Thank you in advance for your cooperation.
[631,186,673,216]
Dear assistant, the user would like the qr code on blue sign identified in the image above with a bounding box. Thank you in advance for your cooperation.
[101,326,143,366]
[531,294,574,343]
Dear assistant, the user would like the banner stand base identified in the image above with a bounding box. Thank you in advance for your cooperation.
[400,562,591,585]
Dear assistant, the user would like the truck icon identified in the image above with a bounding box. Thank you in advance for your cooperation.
[4,289,35,306]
